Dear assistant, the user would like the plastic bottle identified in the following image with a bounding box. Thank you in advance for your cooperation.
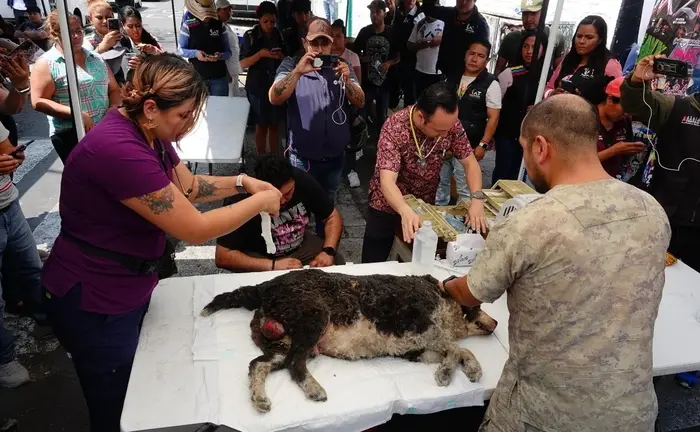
[412,221,438,267]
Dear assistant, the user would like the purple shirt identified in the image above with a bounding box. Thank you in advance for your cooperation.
[41,109,180,314]
[273,56,356,161]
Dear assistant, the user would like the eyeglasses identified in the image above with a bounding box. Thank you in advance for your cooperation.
[69,28,84,37]
[309,38,331,47]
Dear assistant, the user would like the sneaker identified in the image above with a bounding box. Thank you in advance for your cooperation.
[347,171,361,188]
[0,360,30,388]
[0,418,17,431]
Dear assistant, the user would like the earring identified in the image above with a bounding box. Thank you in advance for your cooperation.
[143,119,157,130]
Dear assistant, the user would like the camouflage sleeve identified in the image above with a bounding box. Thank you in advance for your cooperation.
[468,204,541,303]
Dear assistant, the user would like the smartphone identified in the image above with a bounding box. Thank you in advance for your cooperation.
[7,40,44,65]
[9,140,33,157]
[108,18,120,31]
[314,54,339,68]
[653,58,692,78]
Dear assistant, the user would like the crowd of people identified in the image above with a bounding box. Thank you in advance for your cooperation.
[0,0,699,431]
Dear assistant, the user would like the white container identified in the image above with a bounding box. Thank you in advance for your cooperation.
[412,221,439,267]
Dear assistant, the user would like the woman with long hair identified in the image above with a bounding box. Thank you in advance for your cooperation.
[30,11,120,162]
[41,54,282,432]
[545,15,622,99]
[120,6,163,55]
[493,31,547,183]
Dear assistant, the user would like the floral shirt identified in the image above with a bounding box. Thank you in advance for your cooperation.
[368,106,473,213]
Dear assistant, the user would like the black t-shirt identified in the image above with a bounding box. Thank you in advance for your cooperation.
[352,24,397,89]
[217,169,334,257]
[240,25,286,97]
[421,4,489,80]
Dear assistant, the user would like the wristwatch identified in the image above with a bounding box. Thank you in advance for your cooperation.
[470,190,486,200]
[236,174,247,194]
[478,141,489,150]
[322,247,337,256]
[442,275,458,292]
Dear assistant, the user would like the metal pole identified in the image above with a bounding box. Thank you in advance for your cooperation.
[172,0,179,50]
[517,0,566,181]
[57,0,86,140]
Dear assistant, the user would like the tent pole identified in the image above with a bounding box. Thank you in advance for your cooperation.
[56,0,86,141]
[517,0,566,181]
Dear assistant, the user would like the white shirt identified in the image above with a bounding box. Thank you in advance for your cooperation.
[340,48,360,70]
[408,18,444,75]
[12,0,26,11]
[457,75,503,109]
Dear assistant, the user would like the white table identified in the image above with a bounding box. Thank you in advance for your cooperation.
[121,263,508,432]
[437,260,700,376]
[122,260,700,432]
[176,96,250,174]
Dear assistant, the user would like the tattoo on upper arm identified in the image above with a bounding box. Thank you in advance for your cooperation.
[196,176,217,198]
[139,186,175,215]
[273,73,295,97]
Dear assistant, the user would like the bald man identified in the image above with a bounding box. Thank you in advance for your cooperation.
[441,94,671,432]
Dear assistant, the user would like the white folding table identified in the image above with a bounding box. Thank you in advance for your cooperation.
[121,261,700,432]
[121,263,508,432]
[176,96,250,175]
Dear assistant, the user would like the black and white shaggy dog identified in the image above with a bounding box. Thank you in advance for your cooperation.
[200,269,498,413]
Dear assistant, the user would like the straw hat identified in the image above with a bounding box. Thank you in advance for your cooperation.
[184,0,218,21]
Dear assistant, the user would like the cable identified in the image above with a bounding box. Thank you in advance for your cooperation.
[332,78,347,126]
[641,63,700,172]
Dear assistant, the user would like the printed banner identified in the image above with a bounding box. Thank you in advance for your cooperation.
[638,0,700,95]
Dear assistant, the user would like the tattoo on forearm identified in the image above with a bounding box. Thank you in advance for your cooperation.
[273,73,296,97]
[345,82,365,105]
[139,186,175,215]
[196,176,217,198]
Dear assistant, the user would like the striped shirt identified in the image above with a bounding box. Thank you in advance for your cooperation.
[43,47,111,135]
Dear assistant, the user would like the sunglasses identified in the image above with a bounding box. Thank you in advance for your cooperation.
[308,38,332,47]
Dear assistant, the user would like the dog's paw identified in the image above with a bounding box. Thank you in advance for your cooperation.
[307,384,328,402]
[462,361,482,382]
[252,396,272,413]
[434,366,454,387]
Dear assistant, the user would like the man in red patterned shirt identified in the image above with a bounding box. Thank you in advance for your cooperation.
[362,81,487,263]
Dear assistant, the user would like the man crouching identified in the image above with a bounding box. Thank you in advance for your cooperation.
[215,154,344,271]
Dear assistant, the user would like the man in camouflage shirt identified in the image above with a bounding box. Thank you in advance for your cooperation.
[443,94,671,431]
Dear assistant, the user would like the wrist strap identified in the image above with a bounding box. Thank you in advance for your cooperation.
[271,259,276,270]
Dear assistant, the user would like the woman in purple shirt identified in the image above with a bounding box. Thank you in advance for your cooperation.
[41,54,282,432]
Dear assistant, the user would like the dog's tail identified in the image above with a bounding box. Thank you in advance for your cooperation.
[200,285,262,317]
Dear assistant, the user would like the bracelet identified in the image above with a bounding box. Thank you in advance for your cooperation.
[16,86,30,95]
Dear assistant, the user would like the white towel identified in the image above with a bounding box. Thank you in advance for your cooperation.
[260,212,276,255]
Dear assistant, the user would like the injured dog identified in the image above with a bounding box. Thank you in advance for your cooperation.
[200,269,497,413]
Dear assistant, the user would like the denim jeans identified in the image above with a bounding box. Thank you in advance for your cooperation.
[44,283,149,432]
[364,86,390,135]
[206,77,229,97]
[435,157,470,206]
[289,151,344,235]
[323,0,337,22]
[0,200,43,365]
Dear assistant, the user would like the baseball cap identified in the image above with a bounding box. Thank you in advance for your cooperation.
[367,0,387,12]
[290,0,311,13]
[305,18,334,42]
[605,77,624,98]
[215,0,231,9]
[521,0,543,13]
